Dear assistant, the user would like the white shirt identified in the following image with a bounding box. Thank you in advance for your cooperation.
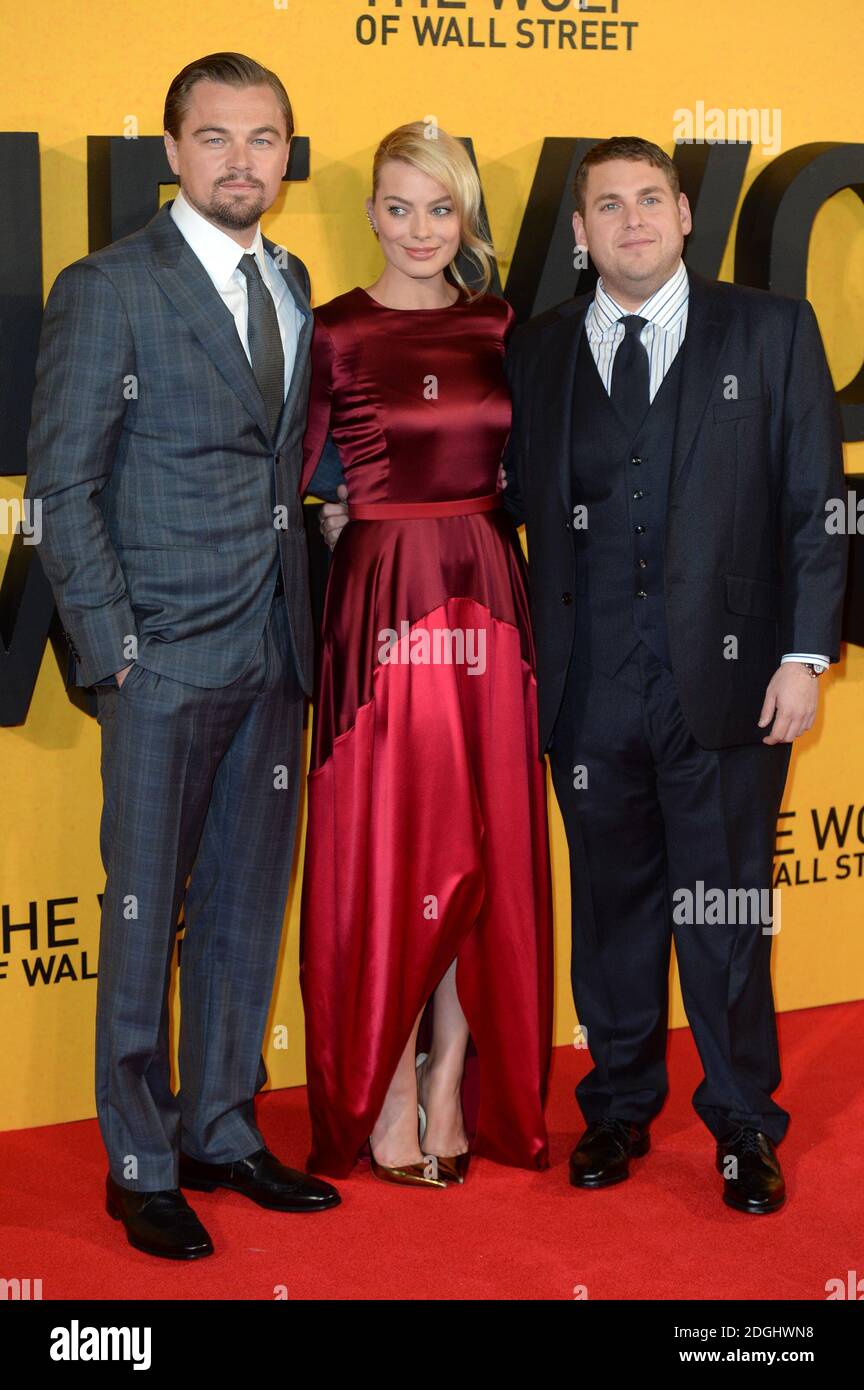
[170,187,303,402]
[583,259,828,673]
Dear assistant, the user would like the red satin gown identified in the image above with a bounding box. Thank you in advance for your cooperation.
[298,284,553,1177]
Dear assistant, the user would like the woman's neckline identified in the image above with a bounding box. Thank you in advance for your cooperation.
[355,284,469,312]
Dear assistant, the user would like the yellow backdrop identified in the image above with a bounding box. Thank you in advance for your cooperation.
[2,0,862,1130]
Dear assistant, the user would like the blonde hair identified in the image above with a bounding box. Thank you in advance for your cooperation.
[371,122,496,300]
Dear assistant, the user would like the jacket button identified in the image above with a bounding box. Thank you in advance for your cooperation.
[633,490,644,500]
[638,558,648,569]
[635,525,646,534]
[636,590,648,599]
[561,592,573,605]
[631,456,642,466]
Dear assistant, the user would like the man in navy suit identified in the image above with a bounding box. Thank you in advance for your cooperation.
[25,53,341,1259]
[500,137,847,1213]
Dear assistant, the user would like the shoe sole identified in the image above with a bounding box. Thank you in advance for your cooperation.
[722,1189,786,1214]
[106,1196,214,1259]
[179,1177,342,1211]
[569,1132,651,1188]
[569,1169,630,1189]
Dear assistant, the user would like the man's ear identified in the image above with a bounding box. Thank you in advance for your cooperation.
[164,131,179,179]
[283,135,292,178]
[678,192,693,237]
[572,208,588,252]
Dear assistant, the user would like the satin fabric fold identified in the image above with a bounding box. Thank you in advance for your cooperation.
[300,598,553,1175]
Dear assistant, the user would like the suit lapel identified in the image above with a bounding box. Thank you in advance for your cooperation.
[146,202,272,438]
[146,201,316,449]
[669,269,735,490]
[533,299,590,520]
[540,270,735,511]
[262,233,313,451]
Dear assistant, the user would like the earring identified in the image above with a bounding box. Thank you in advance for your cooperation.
[367,211,378,236]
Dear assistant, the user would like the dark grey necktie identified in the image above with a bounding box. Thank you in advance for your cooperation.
[238,252,285,439]
[610,313,650,437]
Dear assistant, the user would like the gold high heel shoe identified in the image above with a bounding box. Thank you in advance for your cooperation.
[416,1052,470,1184]
[369,1058,447,1188]
[369,1149,447,1188]
[432,1151,470,1184]
[366,1050,450,1184]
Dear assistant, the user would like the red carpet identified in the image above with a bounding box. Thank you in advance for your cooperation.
[2,1001,861,1301]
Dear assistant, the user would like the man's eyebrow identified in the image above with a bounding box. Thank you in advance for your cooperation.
[592,184,667,205]
[190,124,282,137]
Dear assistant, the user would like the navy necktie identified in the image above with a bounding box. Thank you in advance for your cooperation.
[238,253,285,439]
[610,314,649,437]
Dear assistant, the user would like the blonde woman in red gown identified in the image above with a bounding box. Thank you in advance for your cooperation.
[299,122,552,1187]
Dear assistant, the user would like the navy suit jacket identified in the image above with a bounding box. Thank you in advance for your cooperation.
[502,270,849,752]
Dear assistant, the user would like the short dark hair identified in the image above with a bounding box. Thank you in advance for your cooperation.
[573,136,680,216]
[164,52,294,141]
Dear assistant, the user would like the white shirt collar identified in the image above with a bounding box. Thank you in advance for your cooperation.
[589,258,689,339]
[170,187,270,292]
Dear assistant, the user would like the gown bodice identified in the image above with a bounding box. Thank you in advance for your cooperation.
[300,285,516,503]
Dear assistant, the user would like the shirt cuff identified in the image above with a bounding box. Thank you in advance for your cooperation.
[781,653,830,673]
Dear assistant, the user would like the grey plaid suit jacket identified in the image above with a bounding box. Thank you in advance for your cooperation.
[24,199,315,696]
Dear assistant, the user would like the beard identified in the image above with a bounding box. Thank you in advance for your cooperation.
[194,182,267,231]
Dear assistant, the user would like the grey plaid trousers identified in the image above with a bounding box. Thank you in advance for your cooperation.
[93,589,304,1190]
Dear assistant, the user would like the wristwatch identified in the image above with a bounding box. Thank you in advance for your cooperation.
[804,663,825,679]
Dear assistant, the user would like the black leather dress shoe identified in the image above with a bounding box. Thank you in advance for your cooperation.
[179,1146,341,1212]
[105,1174,214,1259]
[569,1118,650,1188]
[716,1126,785,1213]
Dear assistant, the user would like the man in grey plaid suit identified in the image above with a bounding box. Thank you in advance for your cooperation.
[24,53,341,1259]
